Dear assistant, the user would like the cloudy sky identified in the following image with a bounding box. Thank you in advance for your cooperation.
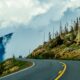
[0,0,80,59]
[0,0,80,28]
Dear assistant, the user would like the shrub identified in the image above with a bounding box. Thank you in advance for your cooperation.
[55,36,63,45]
[41,50,55,59]
[0,64,4,75]
[64,40,73,47]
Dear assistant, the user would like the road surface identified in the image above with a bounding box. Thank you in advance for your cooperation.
[0,59,63,80]
[0,59,80,80]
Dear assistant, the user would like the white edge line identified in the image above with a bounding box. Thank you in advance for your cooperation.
[0,61,35,79]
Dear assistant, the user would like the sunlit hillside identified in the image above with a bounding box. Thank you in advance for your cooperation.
[27,17,80,60]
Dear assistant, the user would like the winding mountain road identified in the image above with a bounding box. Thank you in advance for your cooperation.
[0,59,80,80]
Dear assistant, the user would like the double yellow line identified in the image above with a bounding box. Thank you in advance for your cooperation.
[54,62,67,80]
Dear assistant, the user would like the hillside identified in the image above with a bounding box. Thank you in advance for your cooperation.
[27,17,80,60]
[0,58,32,77]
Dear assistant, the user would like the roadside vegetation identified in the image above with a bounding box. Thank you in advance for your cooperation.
[0,58,32,77]
[27,17,80,60]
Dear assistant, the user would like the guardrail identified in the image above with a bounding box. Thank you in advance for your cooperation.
[54,62,67,80]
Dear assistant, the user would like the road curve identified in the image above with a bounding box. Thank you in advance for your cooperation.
[54,62,67,80]
[0,59,63,80]
[60,60,80,80]
[1,59,80,80]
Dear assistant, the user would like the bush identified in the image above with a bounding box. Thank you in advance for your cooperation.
[0,64,4,75]
[64,48,75,52]
[55,36,63,45]
[41,50,55,59]
[64,40,73,47]
[48,36,63,49]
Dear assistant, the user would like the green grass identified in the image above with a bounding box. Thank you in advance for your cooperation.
[69,43,80,49]
[0,58,32,77]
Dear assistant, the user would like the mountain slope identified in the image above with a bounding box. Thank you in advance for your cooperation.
[27,17,80,60]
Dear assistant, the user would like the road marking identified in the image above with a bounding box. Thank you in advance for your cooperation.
[54,62,67,80]
[0,61,35,79]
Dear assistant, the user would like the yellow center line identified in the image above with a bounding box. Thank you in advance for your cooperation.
[54,62,67,80]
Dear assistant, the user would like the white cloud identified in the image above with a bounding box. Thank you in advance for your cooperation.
[0,0,80,28]
[43,0,80,21]
[3,0,80,59]
[67,0,80,9]
[0,0,52,27]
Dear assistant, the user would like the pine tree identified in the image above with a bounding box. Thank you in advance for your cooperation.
[49,32,51,41]
[64,24,68,34]
[13,54,15,59]
[70,32,76,41]
[52,26,54,39]
[74,17,79,31]
[55,31,59,38]
[76,22,80,44]
[60,21,62,35]
[43,32,45,44]
[70,26,74,33]
[70,26,76,41]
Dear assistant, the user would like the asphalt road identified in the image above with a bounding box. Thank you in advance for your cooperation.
[60,60,80,80]
[0,59,80,80]
[0,59,62,80]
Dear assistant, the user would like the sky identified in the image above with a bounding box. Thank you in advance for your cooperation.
[0,0,80,28]
[0,0,80,59]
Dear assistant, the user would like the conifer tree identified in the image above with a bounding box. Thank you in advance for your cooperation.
[60,21,62,35]
[64,24,68,34]
[70,26,74,33]
[13,54,15,59]
[48,32,51,41]
[74,17,79,31]
[55,31,58,38]
[76,18,80,44]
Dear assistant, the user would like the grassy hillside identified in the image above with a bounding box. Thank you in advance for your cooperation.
[0,58,32,77]
[27,17,80,60]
